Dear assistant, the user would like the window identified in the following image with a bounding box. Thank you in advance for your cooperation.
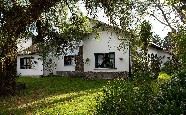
[20,57,34,69]
[95,52,115,68]
[64,55,74,66]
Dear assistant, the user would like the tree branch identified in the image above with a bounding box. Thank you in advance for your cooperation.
[172,4,186,24]
[2,0,115,36]
[3,0,62,36]
[11,0,17,6]
[150,0,175,31]
[150,13,169,26]
[156,3,175,31]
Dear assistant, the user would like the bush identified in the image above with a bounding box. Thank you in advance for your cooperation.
[95,71,186,115]
[158,72,171,83]
[161,59,181,75]
[95,80,157,115]
[155,70,186,114]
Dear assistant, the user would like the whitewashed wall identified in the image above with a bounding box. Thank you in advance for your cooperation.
[17,37,32,52]
[157,50,171,65]
[43,54,57,76]
[54,56,76,72]
[148,47,158,55]
[52,48,79,74]
[83,30,129,72]
[148,47,171,65]
[17,54,43,76]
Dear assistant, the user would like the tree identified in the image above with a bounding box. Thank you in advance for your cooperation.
[0,0,96,96]
[0,0,140,96]
[1,0,186,96]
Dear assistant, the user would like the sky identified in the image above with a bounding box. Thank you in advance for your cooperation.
[147,17,171,38]
[78,1,171,38]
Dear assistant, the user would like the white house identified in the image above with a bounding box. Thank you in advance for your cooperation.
[148,43,171,65]
[17,54,43,76]
[17,21,171,79]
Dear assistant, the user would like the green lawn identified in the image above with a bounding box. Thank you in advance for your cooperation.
[0,77,108,115]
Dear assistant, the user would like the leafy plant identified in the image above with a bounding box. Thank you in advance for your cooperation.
[95,80,156,115]
[155,70,186,114]
[95,71,186,115]
[158,72,171,83]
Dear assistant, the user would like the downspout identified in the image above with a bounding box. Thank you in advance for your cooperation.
[128,41,132,78]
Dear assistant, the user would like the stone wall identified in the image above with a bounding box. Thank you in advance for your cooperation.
[56,71,128,80]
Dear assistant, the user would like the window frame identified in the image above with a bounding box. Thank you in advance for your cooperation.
[64,55,75,66]
[94,52,115,69]
[20,57,34,69]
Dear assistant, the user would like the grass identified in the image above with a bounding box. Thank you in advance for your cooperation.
[0,76,109,115]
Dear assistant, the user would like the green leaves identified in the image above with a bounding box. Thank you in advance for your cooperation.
[171,27,186,69]
[140,20,152,47]
[96,72,186,114]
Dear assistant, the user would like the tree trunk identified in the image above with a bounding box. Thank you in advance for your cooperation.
[0,38,17,96]
[0,58,17,96]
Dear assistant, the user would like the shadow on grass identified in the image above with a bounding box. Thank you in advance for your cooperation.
[0,76,109,114]
[5,91,94,114]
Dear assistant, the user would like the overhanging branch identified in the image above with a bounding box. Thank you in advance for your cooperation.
[151,0,175,31]
[150,13,169,26]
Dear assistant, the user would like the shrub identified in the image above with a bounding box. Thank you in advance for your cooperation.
[155,70,186,114]
[161,59,181,75]
[95,80,157,115]
[95,71,186,115]
[158,72,171,83]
